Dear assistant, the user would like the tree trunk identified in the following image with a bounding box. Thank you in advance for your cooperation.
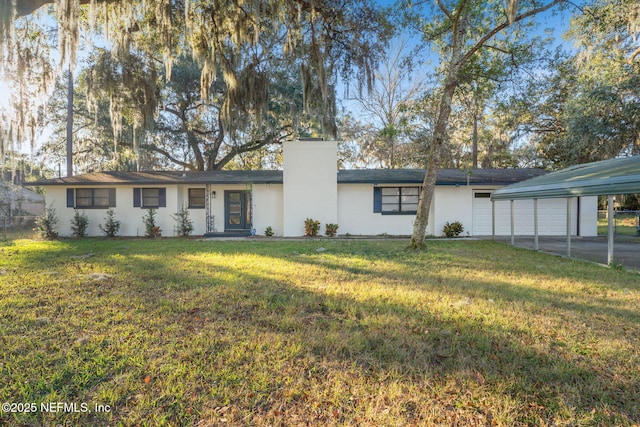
[66,68,73,177]
[186,131,205,171]
[410,10,465,248]
[472,86,479,169]
[410,80,457,248]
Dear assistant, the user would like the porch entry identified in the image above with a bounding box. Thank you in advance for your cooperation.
[224,190,251,231]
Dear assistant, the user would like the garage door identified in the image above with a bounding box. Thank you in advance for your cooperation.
[473,193,576,236]
[472,191,494,236]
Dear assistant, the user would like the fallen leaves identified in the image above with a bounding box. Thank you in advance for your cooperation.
[474,370,486,386]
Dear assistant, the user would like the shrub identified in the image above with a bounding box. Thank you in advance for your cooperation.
[143,208,162,238]
[264,226,274,237]
[172,207,194,237]
[325,223,339,237]
[443,221,464,238]
[304,218,320,237]
[70,210,89,238]
[99,209,121,237]
[35,206,58,239]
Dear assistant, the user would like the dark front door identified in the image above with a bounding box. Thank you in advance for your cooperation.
[225,190,251,230]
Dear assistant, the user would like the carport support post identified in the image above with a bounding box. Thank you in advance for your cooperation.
[607,195,614,265]
[566,197,572,258]
[533,198,539,251]
[491,200,495,240]
[510,199,515,245]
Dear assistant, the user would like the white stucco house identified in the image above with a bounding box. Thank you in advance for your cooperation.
[32,140,598,237]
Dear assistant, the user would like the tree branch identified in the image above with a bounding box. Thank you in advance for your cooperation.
[210,113,226,163]
[214,130,291,170]
[458,0,565,68]
[143,144,197,171]
[435,0,454,22]
[628,45,640,64]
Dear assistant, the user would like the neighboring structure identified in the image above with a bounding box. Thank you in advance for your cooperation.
[0,181,45,218]
[32,140,598,237]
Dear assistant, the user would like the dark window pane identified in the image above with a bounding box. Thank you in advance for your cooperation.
[189,188,205,208]
[93,188,110,207]
[381,188,399,196]
[142,188,160,207]
[402,203,419,211]
[75,188,116,208]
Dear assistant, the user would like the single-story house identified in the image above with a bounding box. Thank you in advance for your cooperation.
[32,140,598,237]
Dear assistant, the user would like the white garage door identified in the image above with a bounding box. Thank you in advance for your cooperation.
[473,193,577,236]
[472,191,494,236]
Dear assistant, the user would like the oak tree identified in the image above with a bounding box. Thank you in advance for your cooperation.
[401,0,567,248]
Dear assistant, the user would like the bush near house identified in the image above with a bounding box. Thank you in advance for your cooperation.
[35,205,58,239]
[325,223,339,237]
[172,207,194,237]
[304,218,320,237]
[443,221,464,237]
[143,208,162,238]
[99,209,120,237]
[70,210,89,238]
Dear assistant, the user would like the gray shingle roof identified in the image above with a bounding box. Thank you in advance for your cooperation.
[31,170,284,186]
[31,168,548,186]
[338,168,548,185]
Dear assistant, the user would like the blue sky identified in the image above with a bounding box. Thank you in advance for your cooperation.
[339,0,581,127]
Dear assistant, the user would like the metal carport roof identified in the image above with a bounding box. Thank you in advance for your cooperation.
[491,156,640,201]
[488,155,640,266]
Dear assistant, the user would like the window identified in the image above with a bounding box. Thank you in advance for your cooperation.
[474,192,492,198]
[68,188,116,208]
[189,188,206,208]
[142,188,160,207]
[374,187,420,214]
[133,188,166,208]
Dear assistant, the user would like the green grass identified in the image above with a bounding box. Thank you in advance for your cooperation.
[598,214,640,236]
[1,237,639,426]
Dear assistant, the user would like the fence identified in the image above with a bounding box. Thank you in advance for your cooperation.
[0,216,39,240]
[597,210,640,236]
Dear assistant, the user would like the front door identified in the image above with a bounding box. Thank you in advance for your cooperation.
[224,190,251,231]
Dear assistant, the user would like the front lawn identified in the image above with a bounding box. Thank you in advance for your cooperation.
[0,238,638,426]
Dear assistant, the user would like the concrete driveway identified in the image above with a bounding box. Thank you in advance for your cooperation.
[486,235,640,272]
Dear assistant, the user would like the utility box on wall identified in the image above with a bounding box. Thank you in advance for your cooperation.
[282,140,338,236]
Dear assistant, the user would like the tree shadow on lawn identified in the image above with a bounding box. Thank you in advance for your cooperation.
[290,242,640,326]
[4,239,639,426]
[121,245,639,423]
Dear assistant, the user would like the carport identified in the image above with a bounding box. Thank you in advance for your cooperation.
[491,156,640,265]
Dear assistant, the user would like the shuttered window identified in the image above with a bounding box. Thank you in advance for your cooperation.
[134,188,167,208]
[71,188,116,208]
[374,187,420,215]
